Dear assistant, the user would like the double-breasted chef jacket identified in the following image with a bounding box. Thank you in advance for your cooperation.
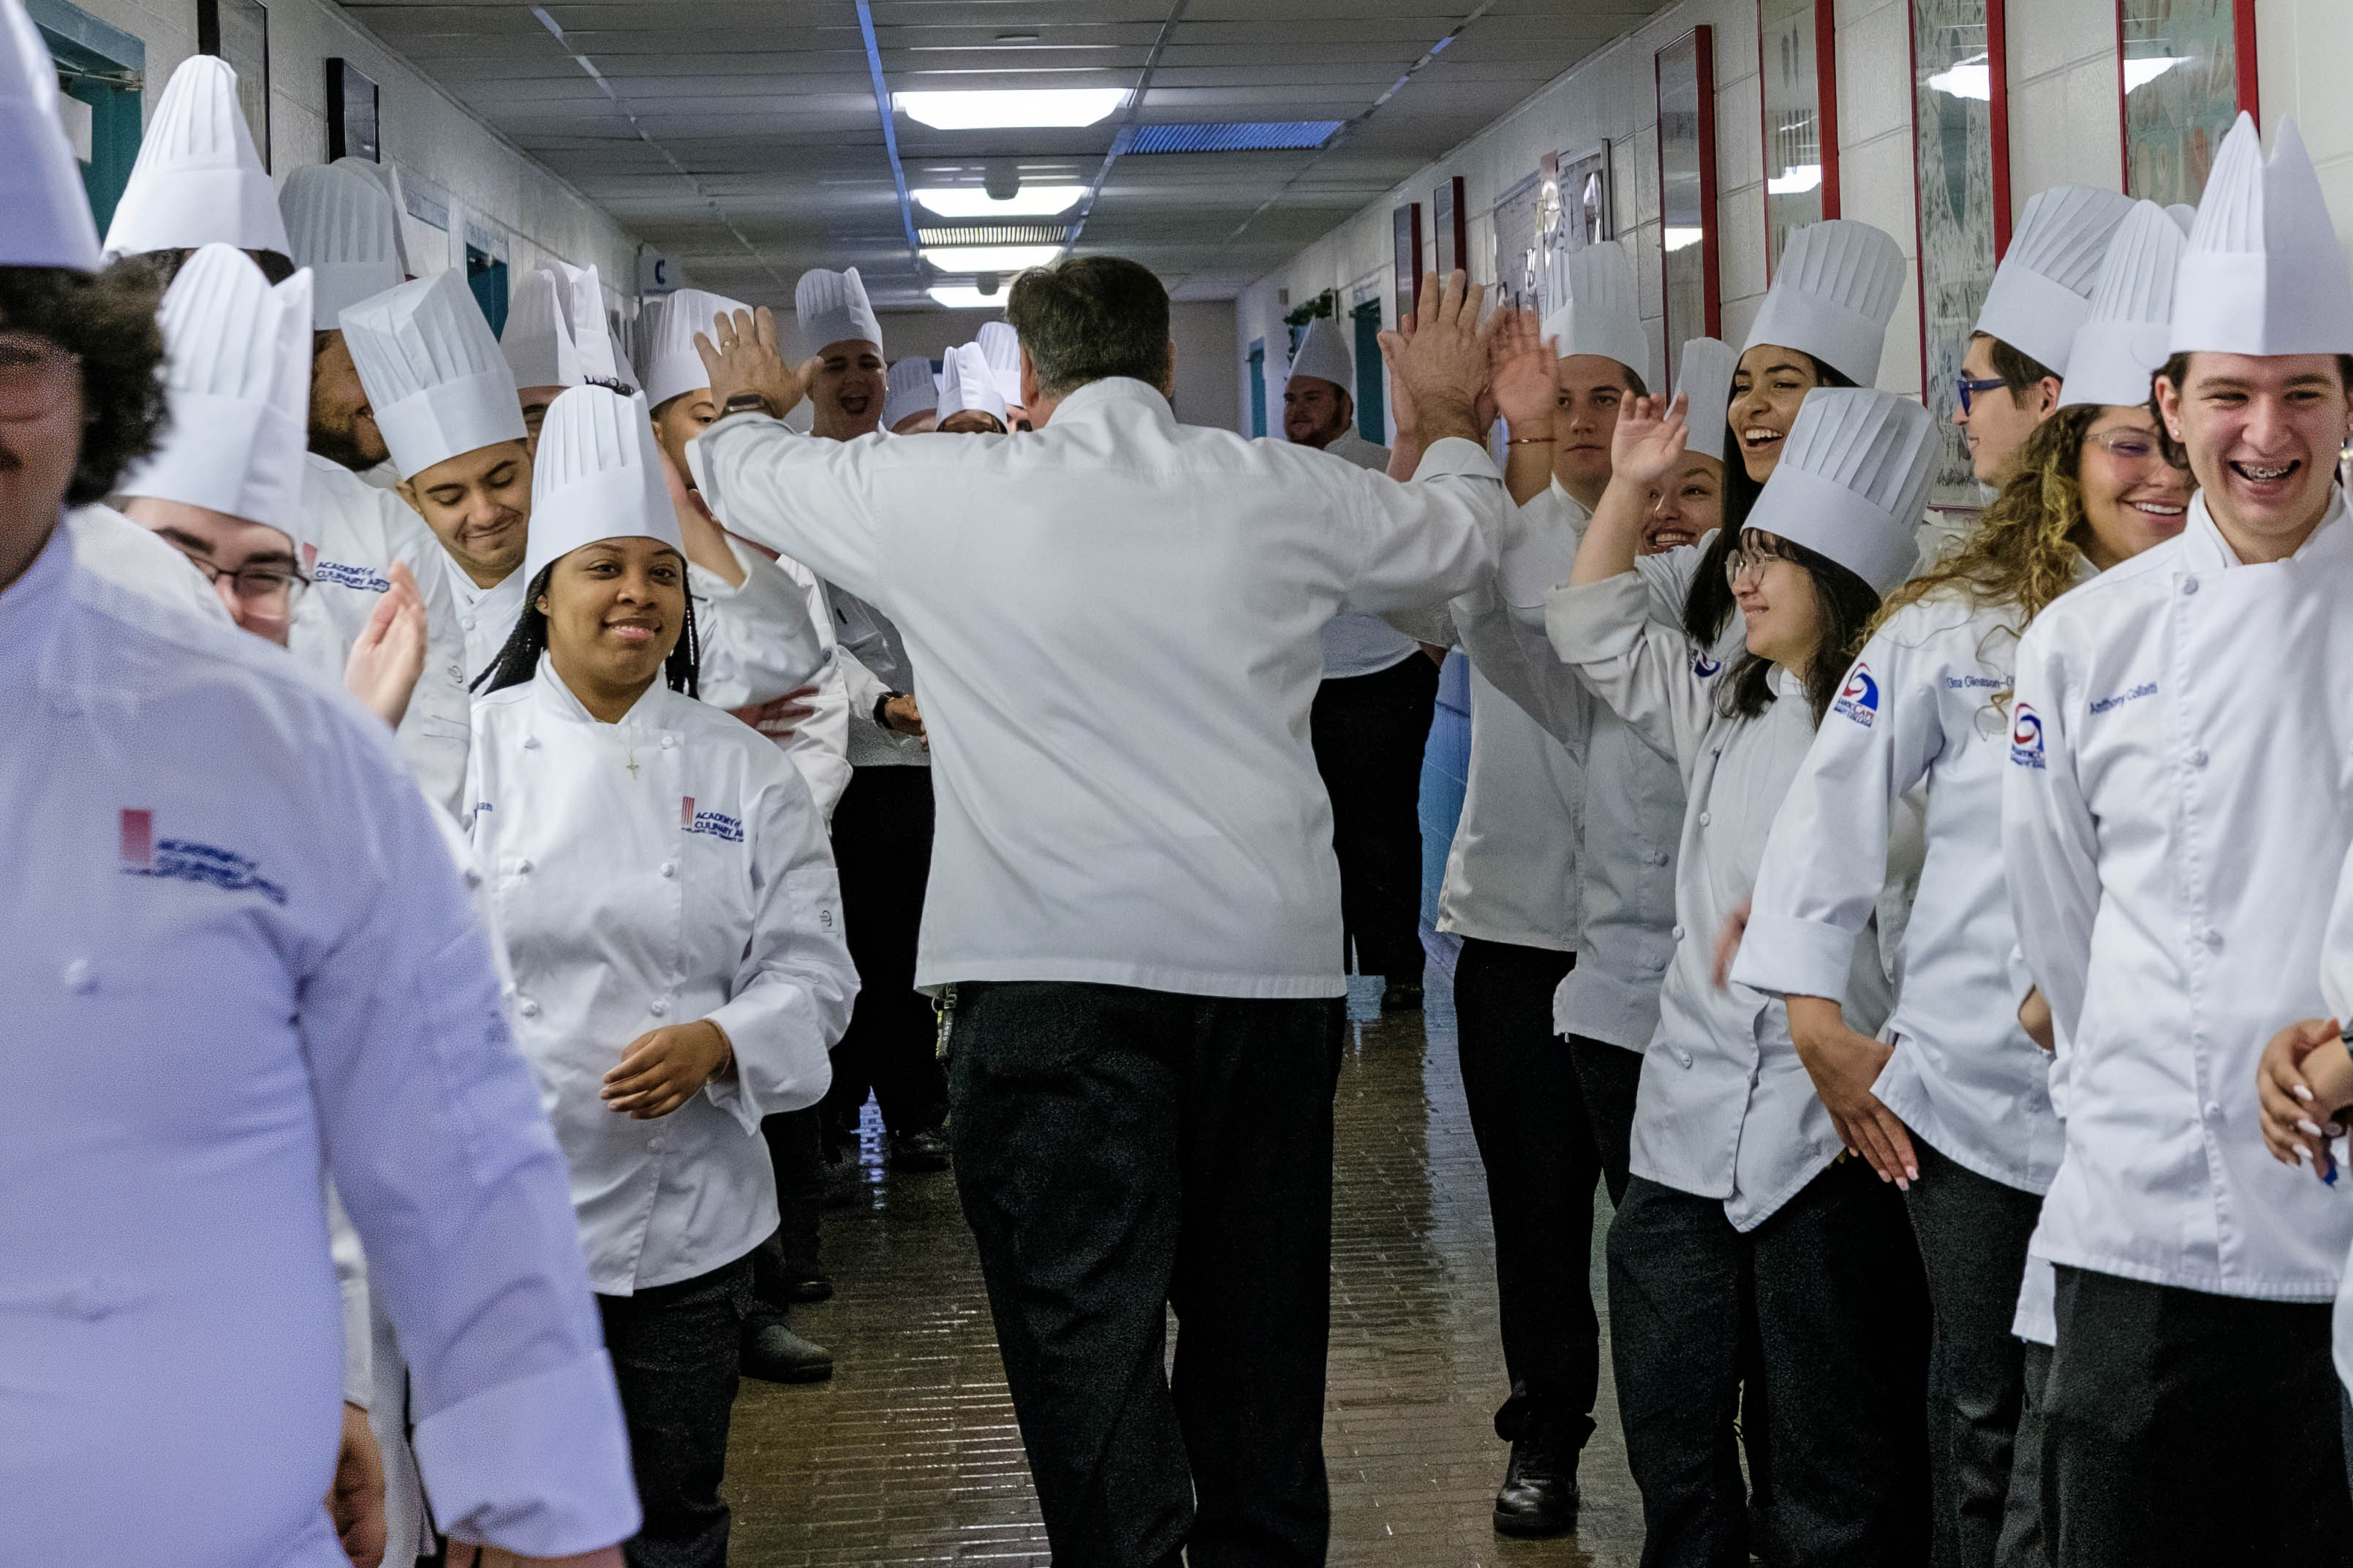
[690,377,1506,999]
[2006,490,2353,1300]
[467,655,856,1295]
[0,528,636,1564]
[1547,569,1893,1230]
[1738,585,2066,1196]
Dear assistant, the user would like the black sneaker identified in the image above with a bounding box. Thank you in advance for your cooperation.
[1492,1431,1579,1537]
[1380,980,1425,1014]
[741,1319,834,1384]
[890,1126,953,1172]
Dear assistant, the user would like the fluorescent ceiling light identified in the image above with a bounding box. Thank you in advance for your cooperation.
[913,184,1087,219]
[1663,227,1705,253]
[895,89,1129,130]
[2125,56,2192,91]
[921,244,1065,273]
[928,287,1007,309]
[1767,163,1822,196]
[1927,54,1991,102]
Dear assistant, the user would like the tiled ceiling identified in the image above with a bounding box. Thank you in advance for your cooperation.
[339,0,1677,308]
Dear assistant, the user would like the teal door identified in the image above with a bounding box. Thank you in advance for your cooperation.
[1352,300,1386,442]
[30,0,144,235]
[1247,340,1266,438]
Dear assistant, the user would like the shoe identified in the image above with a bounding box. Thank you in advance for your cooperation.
[741,1320,834,1384]
[889,1126,953,1172]
[781,1269,833,1304]
[1380,980,1424,1015]
[1492,1433,1579,1537]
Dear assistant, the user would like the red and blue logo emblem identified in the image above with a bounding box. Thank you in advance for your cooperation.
[118,808,287,904]
[1831,663,1880,729]
[2009,703,2047,769]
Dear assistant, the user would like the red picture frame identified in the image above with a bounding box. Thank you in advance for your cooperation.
[2113,0,2258,205]
[1655,24,1721,370]
[1756,0,1841,282]
[1394,202,1424,327]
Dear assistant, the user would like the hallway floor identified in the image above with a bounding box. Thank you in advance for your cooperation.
[724,938,1642,1566]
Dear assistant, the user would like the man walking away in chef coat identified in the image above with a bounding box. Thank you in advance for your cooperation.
[690,256,1506,1568]
[1285,313,1440,1013]
[280,161,475,816]
[2004,113,2353,1567]
[1956,187,2134,493]
[0,14,637,1560]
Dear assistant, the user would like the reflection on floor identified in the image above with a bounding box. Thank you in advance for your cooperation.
[725,936,1641,1566]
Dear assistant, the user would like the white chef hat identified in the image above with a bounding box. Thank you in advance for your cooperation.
[102,56,288,260]
[1,0,99,270]
[976,319,1024,404]
[279,163,405,329]
[502,267,584,390]
[638,287,749,409]
[331,156,412,276]
[1974,185,2137,376]
[1742,387,1937,595]
[1285,316,1355,393]
[796,267,883,356]
[938,343,1008,427]
[2058,202,2190,412]
[1745,220,1907,387]
[1674,336,1739,465]
[883,355,940,429]
[1541,240,1650,389]
[545,260,626,385]
[341,268,526,480]
[2164,203,2197,234]
[524,385,684,587]
[117,244,313,546]
[2171,113,2353,357]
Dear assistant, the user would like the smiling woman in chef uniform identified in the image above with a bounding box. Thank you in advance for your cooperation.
[466,382,858,1568]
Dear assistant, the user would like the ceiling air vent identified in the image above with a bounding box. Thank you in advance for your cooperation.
[917,224,1073,246]
[1124,121,1343,154]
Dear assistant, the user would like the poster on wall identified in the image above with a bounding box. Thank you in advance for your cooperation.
[1911,0,2006,510]
[2120,0,2252,208]
[1655,31,1718,390]
[1535,144,1612,324]
[325,58,379,162]
[1492,173,1543,311]
[1393,202,1424,328]
[198,0,270,170]
[1759,0,1834,274]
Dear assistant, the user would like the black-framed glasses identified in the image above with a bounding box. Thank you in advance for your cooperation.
[165,543,312,609]
[1954,374,2009,416]
[0,334,83,422]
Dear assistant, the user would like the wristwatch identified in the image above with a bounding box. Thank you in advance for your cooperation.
[722,391,775,419]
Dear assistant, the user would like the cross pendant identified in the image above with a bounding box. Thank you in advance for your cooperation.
[625,757,641,779]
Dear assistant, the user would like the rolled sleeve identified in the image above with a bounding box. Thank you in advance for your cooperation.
[1734,911,1863,1003]
[412,1350,640,1557]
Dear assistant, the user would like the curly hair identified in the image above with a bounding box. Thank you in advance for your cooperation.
[0,261,169,507]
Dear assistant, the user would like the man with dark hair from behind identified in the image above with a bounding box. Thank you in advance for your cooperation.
[687,254,1506,1568]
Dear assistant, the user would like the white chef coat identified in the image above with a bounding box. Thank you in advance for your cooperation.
[1547,569,1892,1229]
[692,377,1505,999]
[832,585,932,769]
[729,546,852,817]
[2006,491,2353,1300]
[452,564,529,682]
[0,526,636,1563]
[68,502,230,623]
[468,658,856,1295]
[292,452,472,815]
[1314,430,1423,680]
[2316,849,2353,1387]
[1737,586,2063,1194]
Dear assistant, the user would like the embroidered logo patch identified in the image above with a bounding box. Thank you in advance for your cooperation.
[1831,663,1880,728]
[312,559,392,594]
[1690,648,1723,679]
[2009,703,2047,770]
[119,808,287,904]
[681,797,744,842]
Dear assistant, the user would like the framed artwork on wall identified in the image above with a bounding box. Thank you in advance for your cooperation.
[1394,202,1424,327]
[325,58,378,162]
[1434,175,1468,277]
[1655,28,1719,385]
[2117,0,2256,208]
[1759,0,1838,276]
[1492,171,1543,311]
[197,0,268,170]
[1911,0,2009,510]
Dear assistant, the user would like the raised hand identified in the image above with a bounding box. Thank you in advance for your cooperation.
[1609,391,1691,492]
[1489,306,1559,436]
[342,561,428,730]
[1390,269,1487,446]
[694,306,811,421]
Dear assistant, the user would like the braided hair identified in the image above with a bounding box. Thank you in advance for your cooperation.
[472,561,702,700]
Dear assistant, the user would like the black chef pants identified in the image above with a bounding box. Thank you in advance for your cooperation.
[824,764,945,1139]
[2042,1265,2352,1567]
[1608,1162,1931,1568]
[947,980,1343,1568]
[1903,1137,2046,1568]
[1995,1341,2052,1568]
[1310,653,1438,985]
[1568,1033,1646,1207]
[1454,938,1601,1448]
[598,1254,755,1568]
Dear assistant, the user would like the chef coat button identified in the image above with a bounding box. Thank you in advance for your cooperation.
[464,867,483,889]
[649,999,668,1017]
[518,998,540,1018]
[2203,1100,2224,1124]
[660,860,677,879]
[518,858,535,874]
[61,958,94,993]
[1652,852,1670,866]
[462,615,477,630]
[523,735,540,749]
[1672,925,1686,941]
[1697,811,1712,827]
[1675,1048,1693,1069]
[2202,928,2224,950]
[660,735,676,751]
[2180,576,2199,595]
[447,664,464,681]
[648,1136,665,1152]
[2190,749,2209,768]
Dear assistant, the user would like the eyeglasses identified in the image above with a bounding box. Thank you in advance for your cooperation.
[0,334,83,422]
[1954,374,2009,416]
[164,542,311,610]
[2082,428,2188,471]
[1723,541,1794,588]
